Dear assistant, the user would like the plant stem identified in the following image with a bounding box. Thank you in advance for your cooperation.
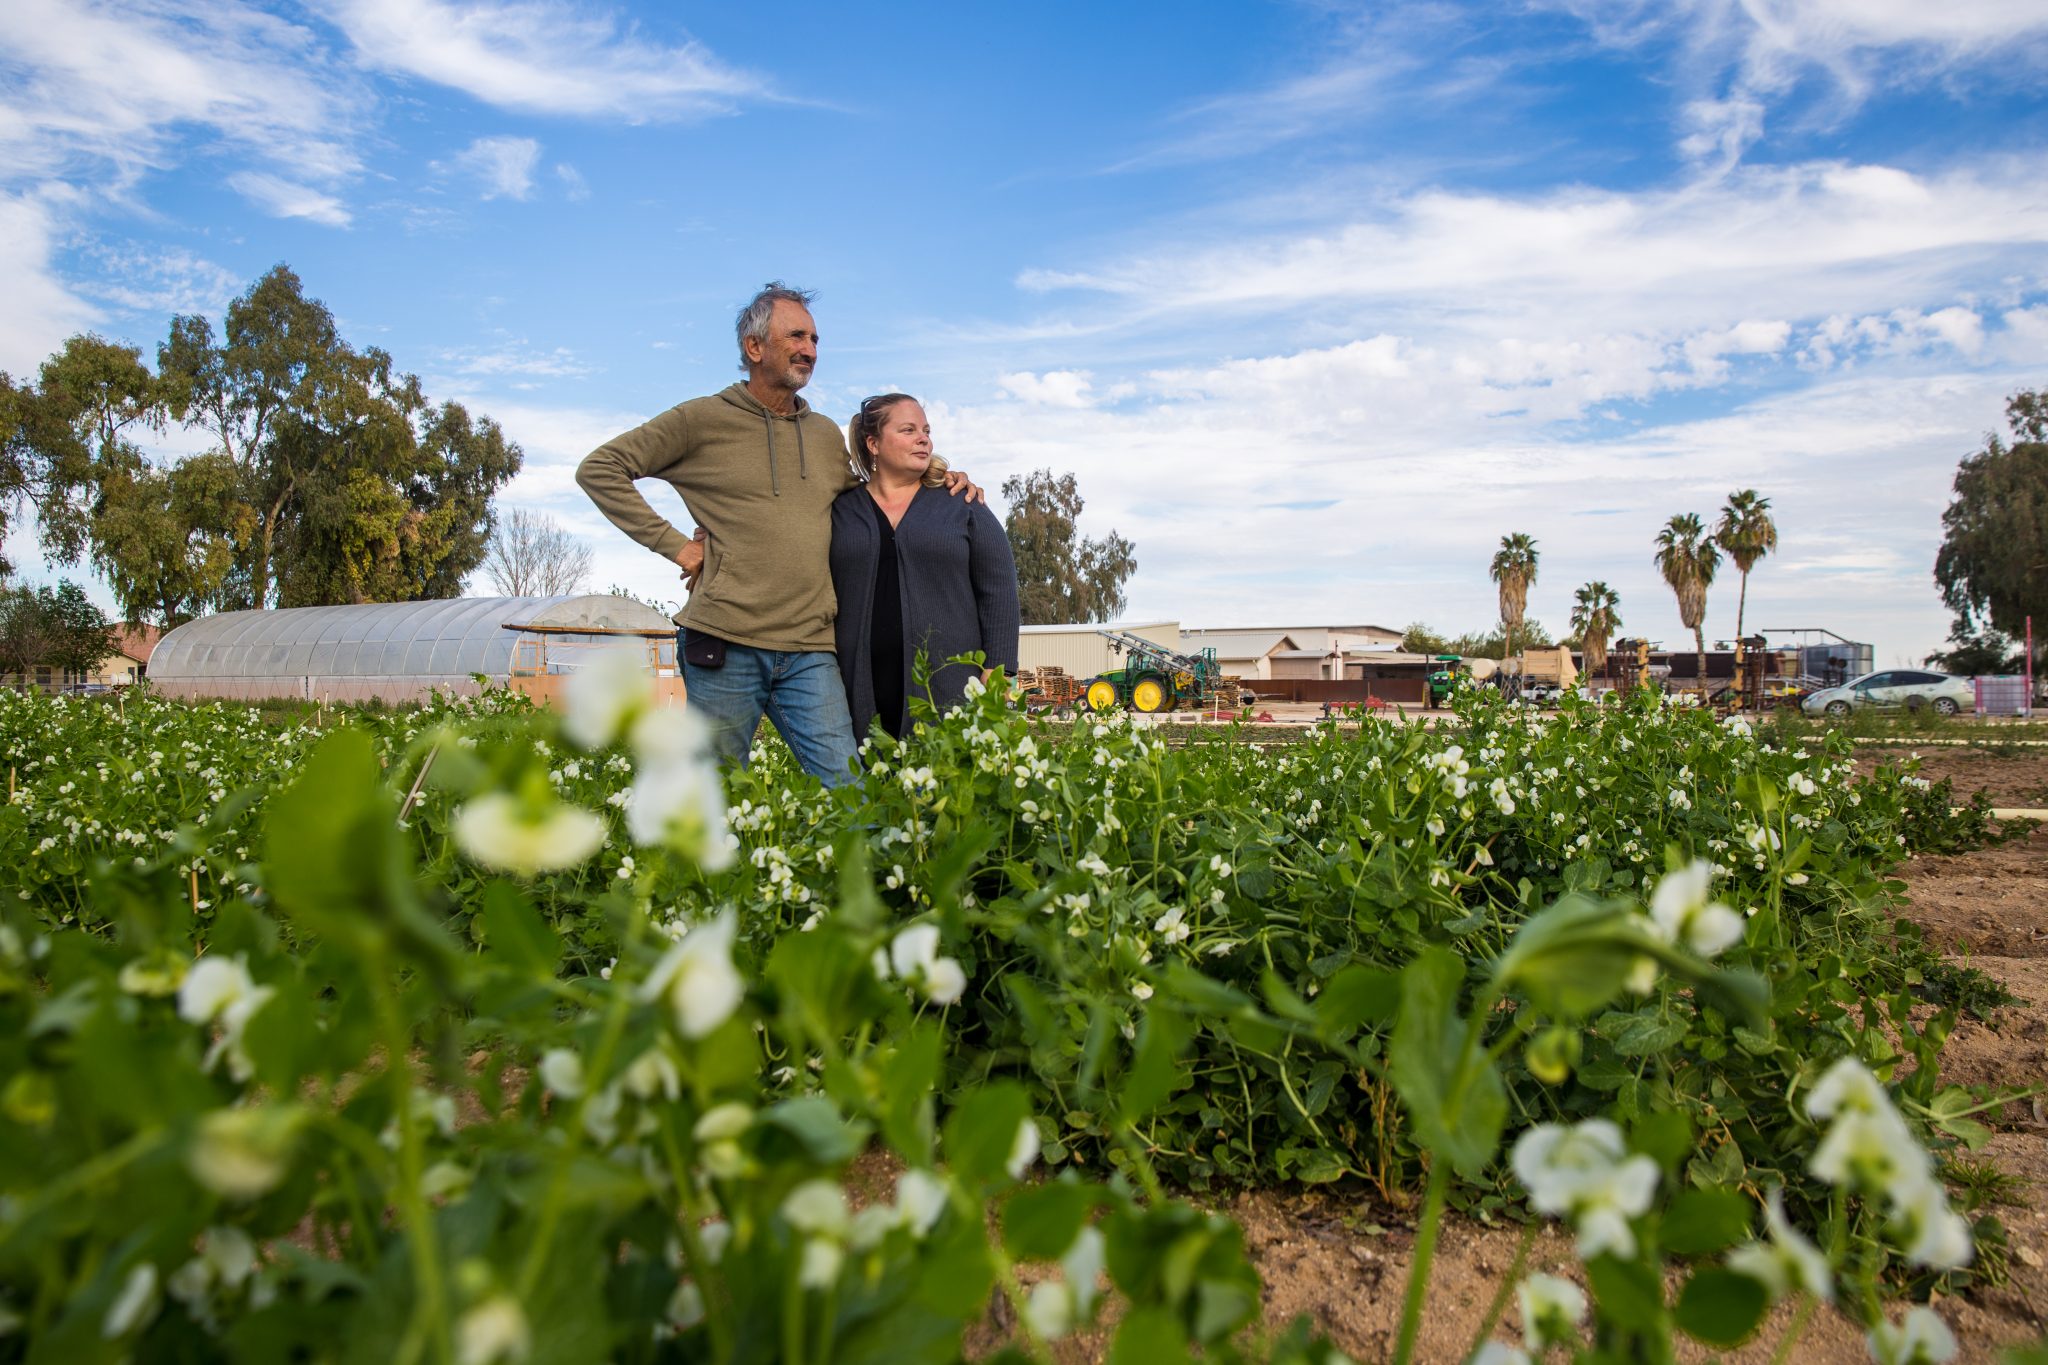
[1769,1294,1817,1365]
[1393,1153,1451,1365]
[373,974,451,1365]
[1465,1220,1538,1358]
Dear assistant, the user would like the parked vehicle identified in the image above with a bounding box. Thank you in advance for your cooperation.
[1799,669,1974,717]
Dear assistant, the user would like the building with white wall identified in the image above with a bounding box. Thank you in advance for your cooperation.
[1016,621,1183,678]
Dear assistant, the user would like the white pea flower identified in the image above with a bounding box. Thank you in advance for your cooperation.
[1209,854,1233,877]
[1006,1118,1041,1179]
[666,1282,706,1331]
[782,1180,851,1238]
[188,1106,300,1200]
[886,923,969,1006]
[1891,1177,1974,1271]
[798,1239,843,1290]
[625,753,732,873]
[455,1295,531,1365]
[1866,1306,1956,1365]
[1516,1273,1586,1352]
[640,911,744,1039]
[537,1049,584,1100]
[1467,1344,1532,1365]
[563,648,654,751]
[1153,907,1190,945]
[895,1169,949,1238]
[1022,1225,1105,1341]
[1807,1058,1890,1121]
[694,1102,753,1179]
[102,1262,160,1339]
[1511,1120,1659,1261]
[1648,859,1744,957]
[452,793,605,879]
[1726,1188,1834,1302]
[177,955,276,1082]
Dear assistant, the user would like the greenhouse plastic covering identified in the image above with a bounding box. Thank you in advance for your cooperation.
[149,595,676,703]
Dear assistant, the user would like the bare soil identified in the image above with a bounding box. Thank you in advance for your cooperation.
[1108,742,2048,1362]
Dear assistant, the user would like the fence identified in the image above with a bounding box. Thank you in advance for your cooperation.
[1975,676,2030,717]
[1247,678,1431,706]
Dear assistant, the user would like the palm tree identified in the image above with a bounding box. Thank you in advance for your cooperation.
[1714,490,1778,643]
[1489,533,1539,676]
[1571,581,1622,679]
[1655,514,1721,693]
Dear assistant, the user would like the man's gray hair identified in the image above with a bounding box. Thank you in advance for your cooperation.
[735,281,816,370]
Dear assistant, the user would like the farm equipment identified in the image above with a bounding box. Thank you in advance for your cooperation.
[1426,655,1465,707]
[1018,665,1087,711]
[1085,630,1235,713]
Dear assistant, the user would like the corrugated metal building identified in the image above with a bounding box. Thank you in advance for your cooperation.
[150,595,682,707]
[1177,630,1298,680]
[1017,621,1183,678]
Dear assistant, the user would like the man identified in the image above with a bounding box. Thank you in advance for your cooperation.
[577,282,976,784]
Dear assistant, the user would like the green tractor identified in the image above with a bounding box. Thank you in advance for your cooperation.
[1427,654,1466,708]
[1083,630,1230,714]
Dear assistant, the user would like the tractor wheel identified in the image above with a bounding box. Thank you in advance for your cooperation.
[1132,677,1169,713]
[1086,679,1121,712]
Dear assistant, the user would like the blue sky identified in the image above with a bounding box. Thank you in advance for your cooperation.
[5,0,2048,665]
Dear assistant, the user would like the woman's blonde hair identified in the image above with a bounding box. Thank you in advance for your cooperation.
[848,393,949,487]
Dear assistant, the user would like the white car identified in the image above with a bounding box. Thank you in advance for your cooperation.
[1800,669,1973,717]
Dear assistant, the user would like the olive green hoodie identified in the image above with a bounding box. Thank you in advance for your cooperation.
[576,383,857,652]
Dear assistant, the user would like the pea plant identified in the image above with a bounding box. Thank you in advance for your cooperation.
[0,669,2029,1363]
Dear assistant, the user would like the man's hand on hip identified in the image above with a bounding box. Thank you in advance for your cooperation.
[677,528,707,590]
[942,469,986,504]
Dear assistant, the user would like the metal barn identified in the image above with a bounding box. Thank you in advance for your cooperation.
[148,595,683,707]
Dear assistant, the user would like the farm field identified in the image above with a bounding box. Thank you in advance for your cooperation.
[0,681,2042,1363]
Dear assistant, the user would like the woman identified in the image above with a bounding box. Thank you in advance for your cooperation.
[830,393,1020,743]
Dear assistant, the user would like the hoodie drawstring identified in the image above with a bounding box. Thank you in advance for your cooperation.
[758,407,811,496]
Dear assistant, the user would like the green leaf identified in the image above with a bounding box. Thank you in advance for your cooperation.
[1314,965,1399,1038]
[1674,1267,1768,1347]
[1606,1011,1689,1057]
[878,1024,943,1161]
[761,1095,865,1164]
[1661,1187,1752,1255]
[1122,1008,1191,1122]
[1109,1307,1192,1365]
[1001,1178,1098,1259]
[1388,947,1506,1179]
[1630,1110,1694,1172]
[477,881,559,978]
[1491,894,1646,1019]
[943,1081,1032,1184]
[1587,1253,1664,1332]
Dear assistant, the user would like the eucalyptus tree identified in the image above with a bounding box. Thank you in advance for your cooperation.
[1713,490,1777,642]
[1936,390,2048,675]
[1489,533,1539,670]
[1570,581,1622,678]
[1655,514,1721,692]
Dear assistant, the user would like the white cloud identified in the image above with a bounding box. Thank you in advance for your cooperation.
[0,0,361,191]
[434,341,591,385]
[555,162,590,201]
[74,243,241,318]
[443,135,541,200]
[0,191,96,373]
[325,0,766,120]
[227,172,352,227]
[996,369,1120,408]
[1018,159,2048,345]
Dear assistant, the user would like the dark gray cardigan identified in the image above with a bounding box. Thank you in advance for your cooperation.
[829,484,1021,742]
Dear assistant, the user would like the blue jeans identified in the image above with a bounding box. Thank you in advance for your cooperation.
[682,639,860,788]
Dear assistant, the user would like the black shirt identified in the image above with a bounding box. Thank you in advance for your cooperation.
[868,495,906,738]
